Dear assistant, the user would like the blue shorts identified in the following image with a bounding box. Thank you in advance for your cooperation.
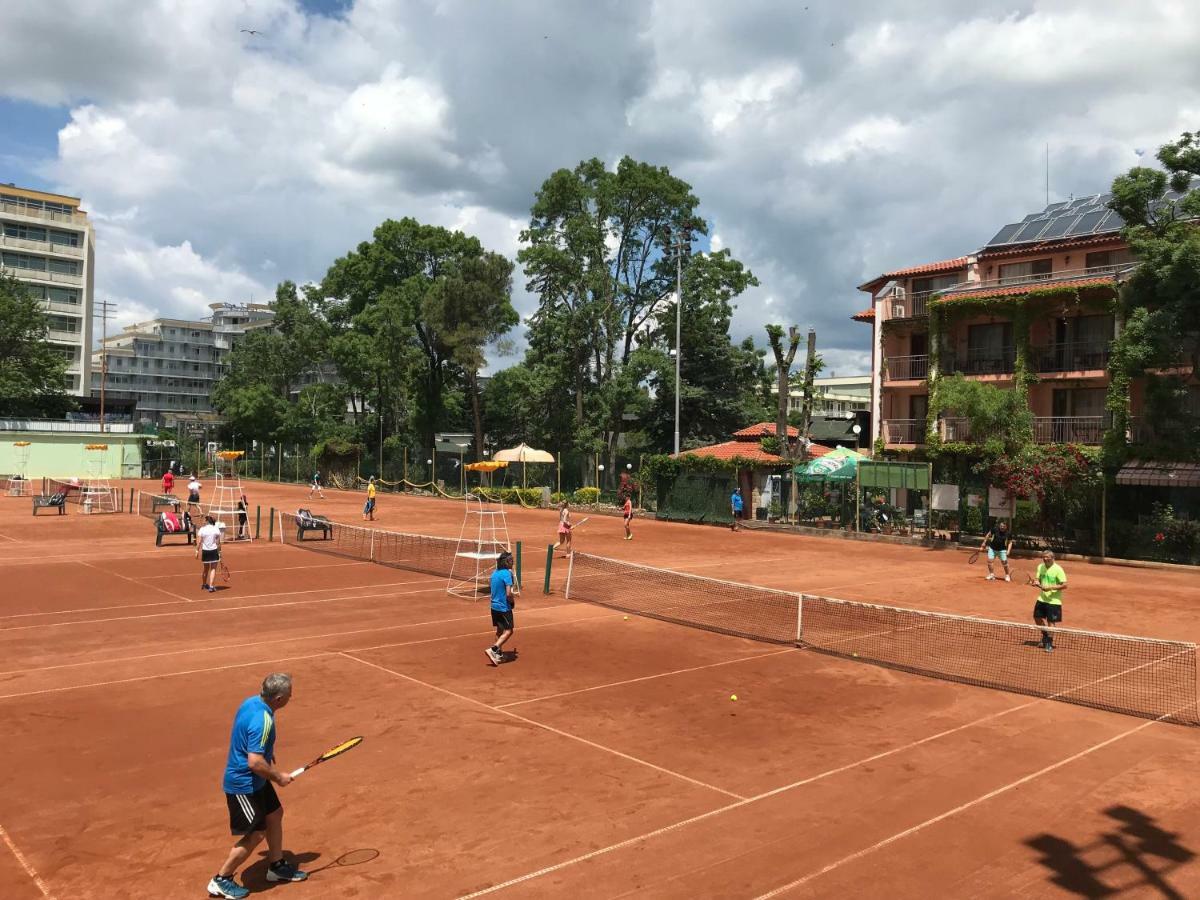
[364,498,376,513]
[987,547,1007,562]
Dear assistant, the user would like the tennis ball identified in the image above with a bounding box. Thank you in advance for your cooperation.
[852,652,858,658]
[730,694,738,701]
[623,615,629,620]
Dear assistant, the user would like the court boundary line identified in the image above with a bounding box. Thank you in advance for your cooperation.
[77,560,192,604]
[751,715,1164,899]
[340,651,747,801]
[0,822,55,899]
[0,610,620,701]
[137,560,371,579]
[453,695,1055,898]
[496,648,796,709]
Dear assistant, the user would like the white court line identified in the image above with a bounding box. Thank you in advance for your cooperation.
[454,695,1053,898]
[0,610,616,701]
[78,560,192,604]
[0,581,448,633]
[0,531,21,543]
[341,651,746,801]
[138,559,371,579]
[752,716,1164,898]
[0,823,53,898]
[496,648,795,709]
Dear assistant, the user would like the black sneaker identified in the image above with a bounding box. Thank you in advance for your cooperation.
[267,860,308,883]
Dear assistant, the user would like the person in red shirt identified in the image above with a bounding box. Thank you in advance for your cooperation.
[162,469,175,496]
[622,495,633,541]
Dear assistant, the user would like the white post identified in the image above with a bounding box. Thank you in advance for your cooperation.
[565,552,576,600]
[796,594,804,644]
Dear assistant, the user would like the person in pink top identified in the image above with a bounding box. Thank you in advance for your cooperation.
[162,469,175,495]
[622,495,633,541]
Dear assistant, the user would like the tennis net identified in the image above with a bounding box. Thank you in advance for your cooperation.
[565,552,1200,726]
[45,478,123,514]
[278,512,461,579]
[133,490,182,522]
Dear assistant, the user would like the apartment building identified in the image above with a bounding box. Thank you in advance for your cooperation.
[855,187,1197,450]
[772,374,871,416]
[91,303,275,427]
[0,184,96,395]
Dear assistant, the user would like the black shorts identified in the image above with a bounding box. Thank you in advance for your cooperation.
[201,548,220,564]
[1033,601,1063,623]
[491,610,514,632]
[225,782,281,835]
[188,493,200,503]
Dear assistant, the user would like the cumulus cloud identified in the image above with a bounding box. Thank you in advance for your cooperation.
[3,0,1200,378]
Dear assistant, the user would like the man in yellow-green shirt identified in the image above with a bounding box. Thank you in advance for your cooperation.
[1033,550,1068,653]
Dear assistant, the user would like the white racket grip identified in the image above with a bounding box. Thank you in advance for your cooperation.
[288,766,306,778]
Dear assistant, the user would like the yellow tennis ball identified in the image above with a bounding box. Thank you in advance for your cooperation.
[623,615,629,620]
[730,694,738,701]
[852,652,858,658]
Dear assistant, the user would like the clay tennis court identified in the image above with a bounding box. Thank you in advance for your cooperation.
[1,481,1198,899]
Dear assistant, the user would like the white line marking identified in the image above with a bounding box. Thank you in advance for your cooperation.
[751,716,1164,898]
[1,822,57,898]
[340,651,746,801]
[496,648,795,709]
[78,560,192,604]
[453,695,1051,898]
[137,560,371,579]
[0,531,21,543]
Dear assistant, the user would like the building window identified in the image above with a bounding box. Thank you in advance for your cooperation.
[1084,248,1133,270]
[46,258,79,275]
[1,251,47,272]
[998,258,1052,284]
[48,229,79,247]
[911,274,959,295]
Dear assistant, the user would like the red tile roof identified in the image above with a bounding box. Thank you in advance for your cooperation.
[978,235,1124,260]
[852,307,875,322]
[937,274,1118,303]
[732,422,800,438]
[676,440,831,464]
[881,257,969,279]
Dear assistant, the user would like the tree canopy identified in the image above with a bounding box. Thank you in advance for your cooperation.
[0,273,74,418]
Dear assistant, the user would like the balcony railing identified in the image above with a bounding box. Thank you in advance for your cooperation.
[0,234,84,257]
[943,264,1136,297]
[5,267,83,285]
[1030,341,1111,374]
[1034,416,1105,444]
[883,419,926,445]
[0,200,88,225]
[939,417,972,442]
[0,418,133,433]
[948,347,1016,376]
[882,291,934,321]
[884,354,928,381]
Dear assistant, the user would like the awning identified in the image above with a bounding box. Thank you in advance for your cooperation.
[1116,460,1200,488]
[464,461,508,472]
[794,446,862,482]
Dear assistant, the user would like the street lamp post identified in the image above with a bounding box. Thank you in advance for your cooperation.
[674,240,682,456]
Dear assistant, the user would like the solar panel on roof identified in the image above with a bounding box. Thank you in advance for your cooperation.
[987,223,1024,245]
[1066,209,1106,236]
[1011,218,1052,242]
[1092,210,1122,233]
[1038,215,1079,240]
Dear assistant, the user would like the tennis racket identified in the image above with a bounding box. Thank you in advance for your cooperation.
[289,736,364,778]
[219,559,231,583]
[967,549,980,565]
[570,517,591,530]
[1024,571,1041,588]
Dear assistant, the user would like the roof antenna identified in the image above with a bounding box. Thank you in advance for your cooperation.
[1045,143,1050,207]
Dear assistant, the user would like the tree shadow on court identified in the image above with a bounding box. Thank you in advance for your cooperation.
[1025,805,1195,898]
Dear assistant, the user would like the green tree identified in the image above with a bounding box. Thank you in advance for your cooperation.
[937,375,1033,456]
[0,273,74,417]
[1106,132,1200,460]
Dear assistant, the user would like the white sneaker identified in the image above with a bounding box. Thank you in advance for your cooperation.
[986,574,996,581]
[485,647,501,666]
[1004,574,1011,582]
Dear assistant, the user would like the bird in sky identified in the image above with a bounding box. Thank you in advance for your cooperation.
[241,29,263,36]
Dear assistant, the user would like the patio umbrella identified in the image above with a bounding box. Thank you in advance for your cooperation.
[793,446,862,482]
[493,443,555,488]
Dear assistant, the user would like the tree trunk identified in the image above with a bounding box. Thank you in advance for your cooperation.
[799,329,818,461]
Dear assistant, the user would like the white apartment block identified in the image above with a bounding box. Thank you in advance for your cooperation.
[0,184,96,395]
[772,374,871,416]
[91,303,275,427]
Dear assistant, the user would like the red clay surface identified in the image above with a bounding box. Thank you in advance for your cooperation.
[0,479,1198,899]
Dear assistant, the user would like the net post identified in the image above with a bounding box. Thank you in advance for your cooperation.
[255,505,261,540]
[369,528,376,562]
[544,544,553,594]
[796,593,804,645]
[515,540,522,590]
[268,507,275,542]
[564,551,575,599]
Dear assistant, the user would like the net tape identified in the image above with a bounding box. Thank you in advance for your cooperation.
[278,512,461,580]
[565,552,1200,726]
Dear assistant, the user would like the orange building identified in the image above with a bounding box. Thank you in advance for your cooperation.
[854,190,1196,450]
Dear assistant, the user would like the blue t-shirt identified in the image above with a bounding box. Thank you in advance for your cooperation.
[731,492,744,512]
[223,695,276,794]
[490,568,514,612]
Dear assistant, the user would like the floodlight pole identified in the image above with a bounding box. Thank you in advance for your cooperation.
[94,299,116,433]
[674,244,682,456]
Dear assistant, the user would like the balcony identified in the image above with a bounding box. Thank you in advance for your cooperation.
[938,416,972,442]
[948,347,1016,376]
[0,418,133,434]
[882,291,934,321]
[0,200,88,225]
[1030,341,1111,374]
[1033,416,1104,444]
[7,268,83,286]
[942,264,1136,297]
[884,354,928,381]
[0,233,84,257]
[883,419,926,445]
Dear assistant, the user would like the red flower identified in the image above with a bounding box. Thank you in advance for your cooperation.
[1155,532,1166,542]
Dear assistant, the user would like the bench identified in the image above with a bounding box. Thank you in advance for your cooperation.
[155,512,195,547]
[33,493,67,516]
[295,508,333,541]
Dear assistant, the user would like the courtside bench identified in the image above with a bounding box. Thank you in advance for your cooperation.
[155,516,195,546]
[32,493,67,516]
[296,509,333,540]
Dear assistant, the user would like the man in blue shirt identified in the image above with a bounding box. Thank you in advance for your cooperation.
[485,551,518,665]
[730,487,744,531]
[207,673,307,900]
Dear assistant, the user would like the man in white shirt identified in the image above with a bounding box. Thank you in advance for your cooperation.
[196,514,223,593]
[188,475,203,514]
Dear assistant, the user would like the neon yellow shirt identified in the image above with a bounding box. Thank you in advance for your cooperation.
[1036,562,1066,605]
[367,483,377,500]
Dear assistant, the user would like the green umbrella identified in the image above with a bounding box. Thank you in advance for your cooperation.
[794,446,862,482]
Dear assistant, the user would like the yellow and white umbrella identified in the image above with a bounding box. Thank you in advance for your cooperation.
[492,443,555,488]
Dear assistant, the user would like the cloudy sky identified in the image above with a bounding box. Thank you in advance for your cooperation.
[3,0,1198,375]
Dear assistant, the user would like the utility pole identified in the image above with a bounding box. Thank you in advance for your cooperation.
[799,328,818,460]
[93,300,116,432]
